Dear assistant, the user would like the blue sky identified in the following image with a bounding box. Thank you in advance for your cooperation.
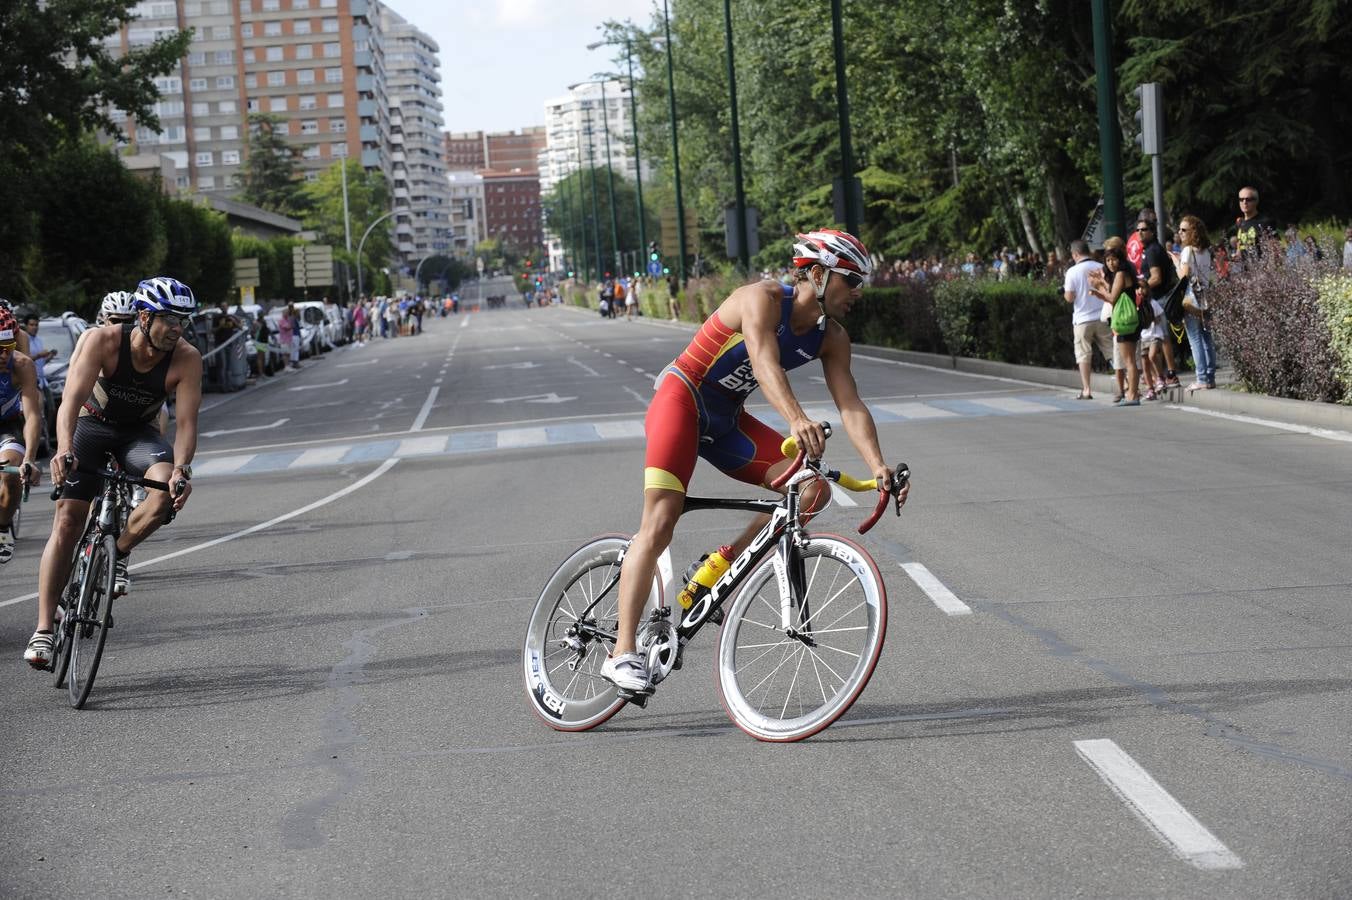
[390,0,658,134]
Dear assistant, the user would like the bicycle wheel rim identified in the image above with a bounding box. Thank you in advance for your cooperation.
[716,534,887,742]
[523,535,660,731]
[68,534,116,709]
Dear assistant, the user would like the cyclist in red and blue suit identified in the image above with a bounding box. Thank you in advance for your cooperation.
[601,230,910,691]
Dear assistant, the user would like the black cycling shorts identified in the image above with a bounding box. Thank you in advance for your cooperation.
[62,416,173,503]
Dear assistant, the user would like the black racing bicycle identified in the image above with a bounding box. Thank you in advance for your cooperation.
[523,424,908,742]
[48,453,182,709]
[1,463,32,539]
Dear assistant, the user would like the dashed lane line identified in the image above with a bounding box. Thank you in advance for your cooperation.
[900,562,972,616]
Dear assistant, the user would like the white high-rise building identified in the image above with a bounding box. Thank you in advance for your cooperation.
[380,6,451,263]
[541,80,644,272]
[445,172,486,257]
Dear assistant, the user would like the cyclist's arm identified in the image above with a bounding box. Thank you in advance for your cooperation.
[820,325,892,487]
[168,345,203,473]
[736,284,819,453]
[56,328,114,454]
[14,356,43,474]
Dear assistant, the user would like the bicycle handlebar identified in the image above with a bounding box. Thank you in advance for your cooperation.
[0,465,33,503]
[777,423,909,534]
[50,452,174,502]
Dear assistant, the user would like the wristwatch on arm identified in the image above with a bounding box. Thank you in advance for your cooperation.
[173,464,193,481]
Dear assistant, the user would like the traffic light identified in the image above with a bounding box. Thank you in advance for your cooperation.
[648,240,660,262]
[1132,83,1164,155]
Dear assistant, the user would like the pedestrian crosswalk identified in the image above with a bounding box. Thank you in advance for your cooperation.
[194,392,1096,479]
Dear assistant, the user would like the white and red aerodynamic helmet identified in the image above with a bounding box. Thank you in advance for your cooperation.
[792,229,872,277]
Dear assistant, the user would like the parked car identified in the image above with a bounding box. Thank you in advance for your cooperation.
[293,300,340,350]
[265,306,321,359]
[33,314,88,455]
[230,304,286,375]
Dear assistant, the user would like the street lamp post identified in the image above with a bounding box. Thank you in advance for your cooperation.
[599,81,622,275]
[588,32,648,274]
[722,0,749,273]
[583,107,604,280]
[829,0,859,235]
[662,0,688,287]
[573,125,594,282]
[356,208,409,301]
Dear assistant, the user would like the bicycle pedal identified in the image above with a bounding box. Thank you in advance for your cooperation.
[619,691,649,708]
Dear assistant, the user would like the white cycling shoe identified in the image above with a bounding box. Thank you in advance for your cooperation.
[600,652,650,692]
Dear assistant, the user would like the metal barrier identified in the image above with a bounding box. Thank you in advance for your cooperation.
[201,329,250,392]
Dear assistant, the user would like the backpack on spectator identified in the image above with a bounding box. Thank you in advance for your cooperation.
[1110,292,1140,334]
[1161,276,1188,326]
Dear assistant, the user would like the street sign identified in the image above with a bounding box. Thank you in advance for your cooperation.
[647,260,662,276]
[660,207,698,257]
[233,257,260,287]
[292,245,335,287]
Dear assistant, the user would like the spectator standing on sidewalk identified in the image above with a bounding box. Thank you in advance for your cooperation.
[277,304,296,369]
[1063,240,1110,400]
[1136,219,1181,389]
[1342,227,1352,270]
[1230,186,1277,266]
[352,301,367,345]
[286,303,303,368]
[667,274,679,320]
[1176,215,1216,391]
[1089,242,1143,406]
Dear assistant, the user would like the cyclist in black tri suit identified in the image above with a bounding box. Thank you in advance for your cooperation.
[25,277,203,670]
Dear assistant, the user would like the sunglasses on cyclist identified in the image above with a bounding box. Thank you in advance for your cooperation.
[155,312,191,326]
[834,270,866,289]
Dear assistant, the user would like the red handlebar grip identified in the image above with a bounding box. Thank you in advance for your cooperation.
[771,449,805,490]
[857,488,889,534]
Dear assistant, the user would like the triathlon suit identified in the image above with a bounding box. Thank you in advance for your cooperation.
[64,324,176,502]
[645,283,827,493]
[0,354,26,456]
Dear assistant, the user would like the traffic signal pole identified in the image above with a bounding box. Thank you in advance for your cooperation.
[662,0,688,287]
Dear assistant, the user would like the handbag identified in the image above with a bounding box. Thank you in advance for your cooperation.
[1161,276,1188,326]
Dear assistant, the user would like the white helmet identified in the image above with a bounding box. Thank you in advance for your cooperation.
[792,229,873,278]
[99,291,137,323]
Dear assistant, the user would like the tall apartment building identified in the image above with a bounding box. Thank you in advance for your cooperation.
[108,0,393,192]
[480,170,542,255]
[380,7,451,261]
[540,80,641,270]
[446,172,486,257]
[443,127,547,174]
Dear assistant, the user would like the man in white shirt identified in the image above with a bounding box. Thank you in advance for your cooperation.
[1063,239,1110,400]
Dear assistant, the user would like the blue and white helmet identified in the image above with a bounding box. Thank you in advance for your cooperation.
[133,276,197,315]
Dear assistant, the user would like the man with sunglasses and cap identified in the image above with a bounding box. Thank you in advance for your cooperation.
[598,229,910,693]
[24,277,203,670]
[0,306,44,565]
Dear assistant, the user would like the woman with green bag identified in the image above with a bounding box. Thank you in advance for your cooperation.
[1089,242,1143,406]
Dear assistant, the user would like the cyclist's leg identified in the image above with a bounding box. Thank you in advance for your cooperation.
[0,439,22,529]
[613,373,701,657]
[113,425,176,555]
[35,498,92,632]
[701,412,829,558]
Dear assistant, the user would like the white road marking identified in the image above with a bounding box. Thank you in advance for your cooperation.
[1074,739,1244,870]
[396,435,449,457]
[484,361,541,370]
[194,454,258,476]
[971,396,1061,414]
[411,386,439,432]
[829,484,858,507]
[497,427,549,449]
[291,445,351,468]
[568,356,600,377]
[1166,404,1352,443]
[0,459,401,609]
[336,358,380,368]
[460,315,471,328]
[202,418,290,438]
[288,378,349,392]
[623,386,648,405]
[487,393,576,405]
[876,402,962,420]
[900,562,972,615]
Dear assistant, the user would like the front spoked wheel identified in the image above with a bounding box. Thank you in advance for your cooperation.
[716,534,887,742]
[523,534,661,731]
[68,534,117,709]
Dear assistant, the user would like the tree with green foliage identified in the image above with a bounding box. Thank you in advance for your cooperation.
[159,198,234,309]
[541,168,658,278]
[0,0,190,300]
[299,159,392,301]
[237,114,307,218]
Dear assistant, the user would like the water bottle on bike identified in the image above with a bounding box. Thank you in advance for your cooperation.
[676,545,733,610]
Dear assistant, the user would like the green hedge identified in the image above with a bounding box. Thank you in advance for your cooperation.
[932,278,1076,369]
[843,283,947,354]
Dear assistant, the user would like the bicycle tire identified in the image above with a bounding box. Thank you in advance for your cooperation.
[51,519,98,689]
[523,534,662,731]
[715,533,887,742]
[67,534,116,709]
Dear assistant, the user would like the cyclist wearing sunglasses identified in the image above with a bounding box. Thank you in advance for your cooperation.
[600,229,908,692]
[25,277,203,670]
